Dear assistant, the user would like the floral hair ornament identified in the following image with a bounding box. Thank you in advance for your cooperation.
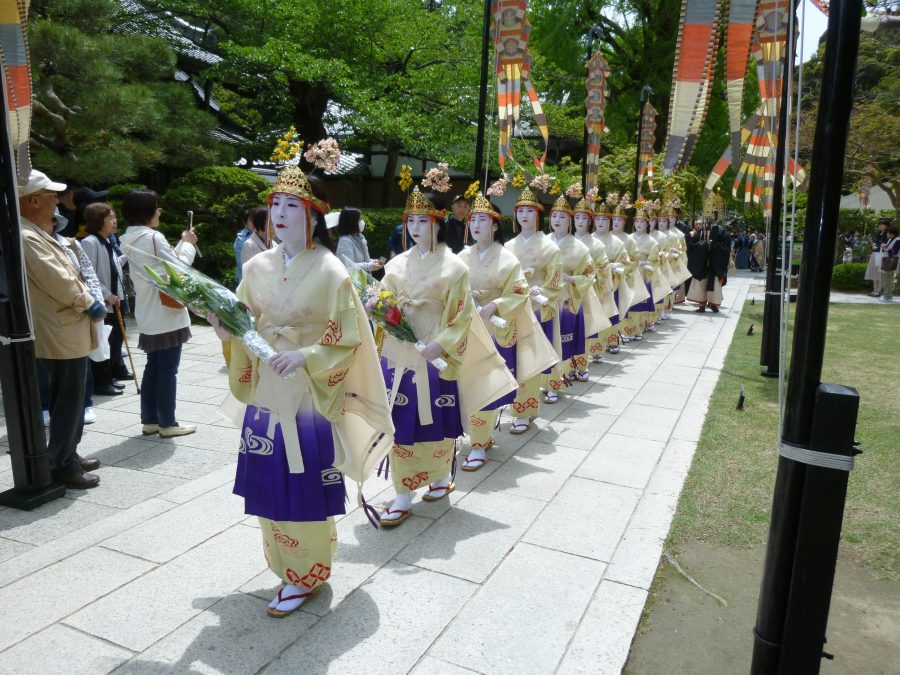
[487,177,509,197]
[565,182,584,199]
[421,161,452,194]
[304,137,341,173]
[268,165,331,249]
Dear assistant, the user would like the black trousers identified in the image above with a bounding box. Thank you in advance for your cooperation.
[90,313,127,385]
[37,357,87,476]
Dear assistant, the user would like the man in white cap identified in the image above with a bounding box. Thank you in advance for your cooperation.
[19,170,107,489]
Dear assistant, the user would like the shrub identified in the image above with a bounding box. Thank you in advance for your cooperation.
[831,262,869,292]
[160,166,270,286]
[358,208,405,259]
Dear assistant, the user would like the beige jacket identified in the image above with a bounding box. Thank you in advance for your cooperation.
[21,219,98,359]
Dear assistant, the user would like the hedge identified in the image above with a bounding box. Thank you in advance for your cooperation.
[831,262,870,292]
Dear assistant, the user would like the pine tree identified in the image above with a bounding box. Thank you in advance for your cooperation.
[28,0,231,187]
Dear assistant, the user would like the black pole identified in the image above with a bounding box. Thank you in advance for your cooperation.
[581,26,603,189]
[0,78,66,510]
[633,85,652,199]
[473,0,492,181]
[751,0,862,671]
[759,2,798,377]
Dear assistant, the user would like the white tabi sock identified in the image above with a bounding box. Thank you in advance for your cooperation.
[269,583,307,611]
[430,474,451,490]
[383,491,412,521]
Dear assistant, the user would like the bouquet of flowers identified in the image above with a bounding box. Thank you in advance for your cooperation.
[133,251,293,379]
[342,259,448,370]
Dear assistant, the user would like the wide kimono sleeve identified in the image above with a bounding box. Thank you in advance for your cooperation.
[593,245,613,295]
[296,277,363,420]
[537,246,563,322]
[491,262,529,319]
[566,249,596,312]
[432,268,475,374]
[491,261,530,347]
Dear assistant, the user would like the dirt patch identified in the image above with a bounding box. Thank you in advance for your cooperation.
[625,542,900,674]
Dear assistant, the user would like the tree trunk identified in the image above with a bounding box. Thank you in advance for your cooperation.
[381,143,401,208]
[288,79,329,149]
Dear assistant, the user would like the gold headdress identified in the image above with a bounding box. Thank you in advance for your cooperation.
[515,187,544,212]
[550,194,574,216]
[574,197,593,215]
[634,204,649,220]
[403,186,445,221]
[469,193,501,221]
[269,165,329,214]
[594,199,611,217]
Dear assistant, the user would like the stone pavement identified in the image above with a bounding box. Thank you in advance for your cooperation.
[0,275,751,675]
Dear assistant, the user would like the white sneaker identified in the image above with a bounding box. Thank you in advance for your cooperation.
[83,407,97,424]
[42,410,50,426]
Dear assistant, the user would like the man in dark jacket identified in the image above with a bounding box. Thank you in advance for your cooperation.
[686,220,730,312]
[444,194,470,253]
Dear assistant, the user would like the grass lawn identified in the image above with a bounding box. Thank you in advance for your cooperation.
[668,299,899,580]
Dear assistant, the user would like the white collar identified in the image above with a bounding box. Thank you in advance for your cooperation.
[520,230,538,243]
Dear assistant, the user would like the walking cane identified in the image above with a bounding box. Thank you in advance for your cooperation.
[114,304,141,393]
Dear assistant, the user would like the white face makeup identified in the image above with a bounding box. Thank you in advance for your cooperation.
[516,206,539,234]
[669,216,677,226]
[634,218,648,234]
[648,218,657,231]
[612,216,626,233]
[550,210,571,236]
[270,193,309,254]
[468,212,496,246]
[406,214,434,251]
[574,212,591,235]
[594,215,611,234]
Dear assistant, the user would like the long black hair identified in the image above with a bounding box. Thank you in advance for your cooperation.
[307,174,333,252]
[337,207,362,237]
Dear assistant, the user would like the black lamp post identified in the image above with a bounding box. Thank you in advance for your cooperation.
[473,0,493,182]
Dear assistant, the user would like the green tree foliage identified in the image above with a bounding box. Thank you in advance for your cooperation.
[28,0,230,186]
[160,166,271,287]
[799,30,899,220]
[144,0,484,203]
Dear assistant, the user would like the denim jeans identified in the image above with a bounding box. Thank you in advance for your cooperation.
[140,344,182,428]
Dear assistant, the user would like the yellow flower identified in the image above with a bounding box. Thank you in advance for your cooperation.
[464,180,480,200]
[376,301,383,311]
[379,290,391,299]
[512,172,526,188]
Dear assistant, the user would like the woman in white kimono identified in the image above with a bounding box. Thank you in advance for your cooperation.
[505,188,563,430]
[458,195,556,470]
[210,166,393,617]
[573,197,617,366]
[611,200,651,341]
[631,205,670,332]
[593,199,630,354]
[379,188,516,525]
[548,195,608,383]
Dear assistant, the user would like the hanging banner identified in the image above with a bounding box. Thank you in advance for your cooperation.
[636,102,658,198]
[1,0,33,180]
[491,0,549,172]
[584,52,610,193]
[661,0,721,174]
[725,0,761,165]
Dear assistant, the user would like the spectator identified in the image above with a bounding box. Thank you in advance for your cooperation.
[72,187,110,238]
[733,230,750,269]
[387,223,412,258]
[19,170,105,489]
[444,194,469,253]
[38,207,112,428]
[119,190,198,438]
[751,232,766,272]
[233,209,254,284]
[56,180,79,236]
[334,207,383,272]
[240,206,270,268]
[880,226,899,302]
[81,203,131,394]
[866,220,889,296]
